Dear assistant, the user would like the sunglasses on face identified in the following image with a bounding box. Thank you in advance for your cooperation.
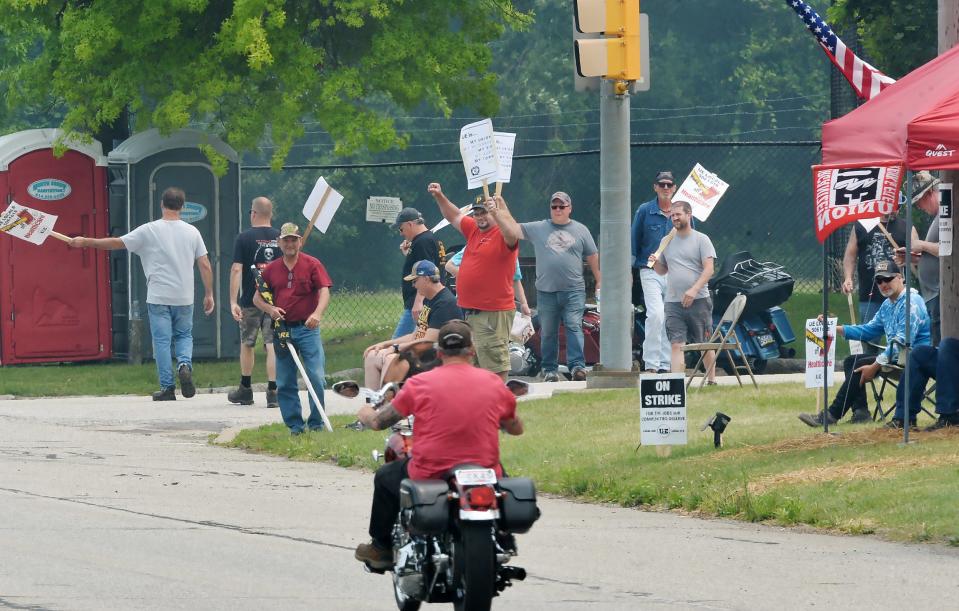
[550,204,569,210]
[875,276,896,286]
[657,182,674,188]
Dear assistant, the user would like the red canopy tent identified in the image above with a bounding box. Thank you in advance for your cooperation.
[822,41,959,170]
[817,42,959,439]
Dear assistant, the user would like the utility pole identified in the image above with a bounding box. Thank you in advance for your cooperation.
[940,0,959,339]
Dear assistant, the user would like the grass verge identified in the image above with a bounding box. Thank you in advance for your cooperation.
[225,383,959,544]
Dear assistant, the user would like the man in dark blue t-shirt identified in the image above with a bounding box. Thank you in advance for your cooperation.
[363,260,462,387]
[228,196,281,407]
[392,207,440,338]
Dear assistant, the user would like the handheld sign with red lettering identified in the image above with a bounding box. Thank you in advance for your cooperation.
[0,201,68,245]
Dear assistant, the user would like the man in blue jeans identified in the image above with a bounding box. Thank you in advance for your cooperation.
[254,222,333,435]
[495,191,600,382]
[893,337,959,431]
[69,187,214,401]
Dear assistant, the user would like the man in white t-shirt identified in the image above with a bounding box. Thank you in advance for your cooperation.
[70,187,214,400]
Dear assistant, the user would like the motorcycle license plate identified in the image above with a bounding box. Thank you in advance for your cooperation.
[455,468,497,485]
[757,333,776,348]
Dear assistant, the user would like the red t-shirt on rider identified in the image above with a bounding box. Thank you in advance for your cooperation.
[391,362,517,480]
[455,215,518,311]
[261,254,333,322]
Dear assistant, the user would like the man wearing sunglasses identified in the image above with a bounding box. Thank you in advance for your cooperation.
[797,260,931,428]
[253,222,333,435]
[632,171,683,374]
[390,207,440,339]
[493,191,600,382]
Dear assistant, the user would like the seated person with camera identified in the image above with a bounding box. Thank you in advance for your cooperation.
[363,260,462,388]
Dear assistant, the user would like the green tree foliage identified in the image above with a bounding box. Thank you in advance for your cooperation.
[0,0,531,169]
[828,0,937,77]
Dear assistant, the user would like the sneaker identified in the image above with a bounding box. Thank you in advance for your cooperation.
[178,364,196,398]
[543,371,560,383]
[571,367,587,382]
[355,541,392,570]
[849,409,873,424]
[923,414,959,432]
[152,387,176,401]
[227,385,254,406]
[883,418,918,430]
[797,410,837,428]
[266,388,279,409]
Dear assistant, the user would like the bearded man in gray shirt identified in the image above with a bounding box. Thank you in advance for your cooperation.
[495,191,601,382]
[650,199,717,383]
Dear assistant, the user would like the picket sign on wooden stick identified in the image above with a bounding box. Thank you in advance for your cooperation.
[301,185,333,243]
[494,181,503,197]
[876,222,900,250]
[482,179,491,200]
[646,228,677,268]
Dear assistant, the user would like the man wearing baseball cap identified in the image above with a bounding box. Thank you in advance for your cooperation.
[632,171,682,374]
[391,207,440,340]
[797,259,932,429]
[253,222,334,435]
[362,259,461,387]
[493,190,600,382]
[894,171,942,345]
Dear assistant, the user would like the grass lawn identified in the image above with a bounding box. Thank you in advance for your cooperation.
[226,383,959,545]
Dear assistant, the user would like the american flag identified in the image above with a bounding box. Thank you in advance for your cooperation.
[785,0,896,100]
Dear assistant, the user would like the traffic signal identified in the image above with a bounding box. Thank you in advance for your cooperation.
[574,0,641,81]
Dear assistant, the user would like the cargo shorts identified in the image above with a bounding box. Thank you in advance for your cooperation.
[664,297,712,345]
[465,309,513,374]
[239,306,275,347]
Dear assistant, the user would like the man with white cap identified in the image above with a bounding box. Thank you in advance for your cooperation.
[895,171,942,345]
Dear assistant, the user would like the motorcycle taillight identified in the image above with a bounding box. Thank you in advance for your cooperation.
[465,486,497,510]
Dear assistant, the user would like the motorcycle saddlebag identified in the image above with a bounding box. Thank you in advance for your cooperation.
[399,479,449,535]
[497,477,540,534]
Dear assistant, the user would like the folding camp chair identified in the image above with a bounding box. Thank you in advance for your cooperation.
[683,293,758,390]
[866,339,937,421]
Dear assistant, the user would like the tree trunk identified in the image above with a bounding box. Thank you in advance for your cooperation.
[940,0,959,340]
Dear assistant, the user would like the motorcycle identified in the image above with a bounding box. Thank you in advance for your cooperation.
[333,379,537,611]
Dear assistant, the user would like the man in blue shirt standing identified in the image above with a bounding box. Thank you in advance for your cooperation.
[631,171,677,373]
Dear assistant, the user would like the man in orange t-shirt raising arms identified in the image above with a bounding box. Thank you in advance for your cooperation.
[428,183,519,380]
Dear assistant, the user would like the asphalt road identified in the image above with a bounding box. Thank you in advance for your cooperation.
[2,389,958,610]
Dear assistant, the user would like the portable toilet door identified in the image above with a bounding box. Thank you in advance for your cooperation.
[0,129,111,364]
[108,129,241,360]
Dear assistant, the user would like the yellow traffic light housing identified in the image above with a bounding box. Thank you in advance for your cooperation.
[574,0,641,81]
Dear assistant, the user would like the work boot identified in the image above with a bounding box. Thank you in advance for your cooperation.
[178,364,196,398]
[849,409,873,424]
[354,541,392,571]
[152,387,176,401]
[227,385,254,406]
[883,418,918,430]
[797,410,837,428]
[266,388,279,408]
[922,413,959,432]
[571,367,587,382]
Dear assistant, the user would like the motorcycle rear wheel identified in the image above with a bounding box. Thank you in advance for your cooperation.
[452,523,495,611]
[392,572,422,611]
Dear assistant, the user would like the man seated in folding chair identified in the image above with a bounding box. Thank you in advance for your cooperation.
[889,337,959,431]
[798,260,931,428]
[362,260,462,388]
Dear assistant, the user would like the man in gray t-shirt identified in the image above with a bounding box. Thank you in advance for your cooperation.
[895,171,941,346]
[651,199,717,382]
[498,191,600,382]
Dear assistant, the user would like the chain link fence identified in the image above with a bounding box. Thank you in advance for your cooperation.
[243,141,845,337]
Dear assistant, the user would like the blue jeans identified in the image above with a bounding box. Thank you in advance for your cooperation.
[275,325,327,433]
[393,309,415,339]
[895,338,959,420]
[537,289,586,372]
[147,303,194,390]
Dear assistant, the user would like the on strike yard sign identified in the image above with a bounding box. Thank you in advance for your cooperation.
[639,374,687,446]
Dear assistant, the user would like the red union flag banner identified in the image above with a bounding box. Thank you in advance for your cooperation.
[811,162,904,243]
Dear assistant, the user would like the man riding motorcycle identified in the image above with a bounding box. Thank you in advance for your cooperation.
[354,319,525,570]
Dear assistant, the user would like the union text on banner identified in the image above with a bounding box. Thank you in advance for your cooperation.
[493,132,516,184]
[804,318,837,389]
[812,162,904,243]
[459,119,498,190]
[301,177,343,234]
[0,201,59,245]
[674,163,729,221]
